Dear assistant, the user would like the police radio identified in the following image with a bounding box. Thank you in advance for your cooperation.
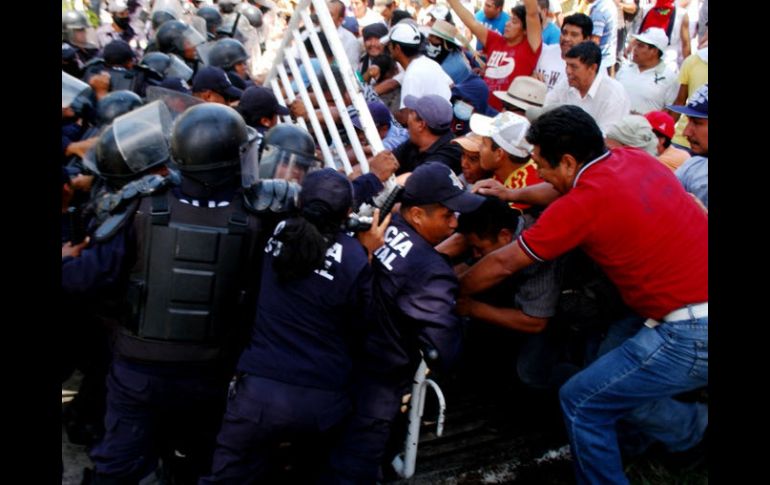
[345,184,404,232]
[67,206,87,245]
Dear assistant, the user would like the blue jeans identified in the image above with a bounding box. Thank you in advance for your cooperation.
[559,315,708,485]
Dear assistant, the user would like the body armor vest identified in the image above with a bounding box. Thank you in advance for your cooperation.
[114,188,262,363]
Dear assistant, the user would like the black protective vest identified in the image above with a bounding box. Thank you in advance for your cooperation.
[114,189,262,363]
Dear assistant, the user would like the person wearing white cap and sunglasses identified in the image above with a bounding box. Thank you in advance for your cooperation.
[616,27,679,114]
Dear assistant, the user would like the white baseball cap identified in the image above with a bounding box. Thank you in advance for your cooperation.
[380,22,422,46]
[632,28,669,54]
[469,111,533,158]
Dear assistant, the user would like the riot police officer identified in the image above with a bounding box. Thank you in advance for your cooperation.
[62,9,99,68]
[207,38,255,89]
[69,103,264,484]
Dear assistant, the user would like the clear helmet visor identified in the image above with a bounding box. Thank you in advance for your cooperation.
[145,86,203,120]
[195,40,218,66]
[258,144,323,184]
[166,53,194,80]
[240,127,262,188]
[62,71,90,108]
[112,100,173,173]
[151,0,184,19]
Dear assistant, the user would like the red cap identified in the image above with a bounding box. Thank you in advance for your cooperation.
[644,110,675,139]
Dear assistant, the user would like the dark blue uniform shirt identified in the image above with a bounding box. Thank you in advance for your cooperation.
[237,227,374,391]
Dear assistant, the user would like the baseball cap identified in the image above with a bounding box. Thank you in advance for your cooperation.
[451,132,482,153]
[403,94,453,130]
[191,66,243,100]
[300,168,353,214]
[380,22,421,45]
[469,111,533,158]
[351,100,392,130]
[103,40,135,66]
[402,162,485,212]
[632,27,669,54]
[362,23,388,41]
[644,110,675,139]
[237,85,290,123]
[666,83,708,119]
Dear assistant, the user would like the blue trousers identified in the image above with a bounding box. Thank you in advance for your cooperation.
[90,359,229,483]
[559,314,708,485]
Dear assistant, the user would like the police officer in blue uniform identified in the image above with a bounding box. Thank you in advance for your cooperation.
[201,168,389,483]
[66,102,265,484]
[327,162,485,483]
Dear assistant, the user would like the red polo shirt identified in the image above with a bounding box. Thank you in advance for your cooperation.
[518,147,708,320]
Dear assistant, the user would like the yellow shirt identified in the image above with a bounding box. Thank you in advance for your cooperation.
[672,53,708,148]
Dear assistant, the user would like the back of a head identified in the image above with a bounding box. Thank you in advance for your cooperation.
[96,90,144,126]
[525,105,605,168]
[565,41,602,68]
[457,196,521,241]
[271,168,353,282]
[156,20,189,55]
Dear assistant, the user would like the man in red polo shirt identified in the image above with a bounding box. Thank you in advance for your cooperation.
[447,0,542,112]
[459,105,707,485]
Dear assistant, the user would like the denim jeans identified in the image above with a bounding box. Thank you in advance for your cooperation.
[559,314,708,485]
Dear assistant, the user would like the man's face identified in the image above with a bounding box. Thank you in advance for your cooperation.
[351,0,367,17]
[467,233,505,259]
[233,61,249,79]
[560,24,586,57]
[329,2,345,27]
[565,57,597,92]
[365,36,384,56]
[503,15,524,41]
[460,149,486,184]
[683,117,708,155]
[483,0,502,20]
[406,109,424,141]
[479,136,501,172]
[415,204,458,245]
[532,145,572,194]
[632,41,660,66]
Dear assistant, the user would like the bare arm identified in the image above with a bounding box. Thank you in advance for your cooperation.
[446,0,489,47]
[680,13,691,60]
[473,179,561,206]
[459,239,536,295]
[436,232,469,259]
[668,84,689,121]
[373,78,399,95]
[524,0,542,52]
[457,297,547,333]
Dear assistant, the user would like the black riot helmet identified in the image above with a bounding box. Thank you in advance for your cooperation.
[93,101,172,189]
[256,124,321,183]
[96,90,144,126]
[171,103,251,186]
[139,51,194,81]
[196,6,223,35]
[151,10,177,31]
[156,20,205,60]
[236,3,263,28]
[208,38,249,70]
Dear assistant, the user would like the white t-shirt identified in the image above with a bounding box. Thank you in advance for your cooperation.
[534,43,566,93]
[358,9,385,28]
[545,72,631,134]
[396,55,454,108]
[616,61,679,114]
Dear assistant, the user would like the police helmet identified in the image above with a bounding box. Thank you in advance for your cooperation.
[258,124,320,182]
[196,6,223,34]
[139,52,172,78]
[96,90,144,126]
[236,3,263,28]
[95,125,167,188]
[151,10,177,31]
[170,103,249,175]
[62,10,90,42]
[156,20,189,56]
[208,38,249,70]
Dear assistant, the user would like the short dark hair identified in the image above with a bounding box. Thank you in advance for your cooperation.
[457,196,520,241]
[318,65,344,94]
[525,105,606,168]
[392,40,420,58]
[654,132,672,149]
[510,5,528,31]
[490,139,528,164]
[390,9,413,26]
[562,13,593,39]
[492,0,504,9]
[565,41,601,68]
[304,30,333,58]
[369,53,395,78]
[536,0,549,11]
